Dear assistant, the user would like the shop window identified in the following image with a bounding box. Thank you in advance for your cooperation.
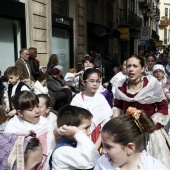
[52,0,69,16]
[0,18,21,73]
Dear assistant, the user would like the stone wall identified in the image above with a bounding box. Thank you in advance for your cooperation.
[20,0,51,68]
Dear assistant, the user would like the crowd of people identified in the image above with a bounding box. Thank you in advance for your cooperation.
[0,47,170,170]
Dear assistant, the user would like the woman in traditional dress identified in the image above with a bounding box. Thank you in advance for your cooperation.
[113,54,170,169]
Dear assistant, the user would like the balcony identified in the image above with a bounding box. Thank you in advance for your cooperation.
[118,9,142,30]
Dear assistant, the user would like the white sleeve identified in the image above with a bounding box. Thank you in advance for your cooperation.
[51,131,100,169]
[47,124,56,154]
[21,85,31,91]
[64,73,75,81]
[100,96,113,128]
[3,88,9,106]
[94,154,115,170]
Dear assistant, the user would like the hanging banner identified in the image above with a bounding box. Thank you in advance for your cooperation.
[141,26,150,41]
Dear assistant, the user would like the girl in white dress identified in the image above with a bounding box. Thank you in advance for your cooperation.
[94,107,167,170]
[4,91,56,156]
[71,68,113,149]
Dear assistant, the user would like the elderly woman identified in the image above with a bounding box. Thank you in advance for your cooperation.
[47,68,72,110]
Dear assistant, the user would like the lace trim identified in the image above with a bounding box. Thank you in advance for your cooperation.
[138,150,147,169]
[151,113,169,125]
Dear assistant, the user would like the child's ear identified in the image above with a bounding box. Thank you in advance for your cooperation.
[82,80,85,86]
[46,107,51,114]
[125,142,135,156]
[16,74,20,79]
[17,110,23,117]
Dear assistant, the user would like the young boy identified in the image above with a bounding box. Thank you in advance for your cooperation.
[4,66,30,116]
[47,105,100,170]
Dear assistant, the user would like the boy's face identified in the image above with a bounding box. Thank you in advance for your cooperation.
[38,97,51,117]
[83,60,94,69]
[8,74,19,85]
[77,118,91,137]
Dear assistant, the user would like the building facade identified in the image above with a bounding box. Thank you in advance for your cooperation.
[0,0,163,74]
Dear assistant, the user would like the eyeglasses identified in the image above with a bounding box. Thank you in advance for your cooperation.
[37,154,47,170]
[85,79,101,84]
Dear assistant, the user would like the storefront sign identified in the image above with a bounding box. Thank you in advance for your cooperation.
[155,41,163,46]
[118,28,129,39]
[55,18,70,26]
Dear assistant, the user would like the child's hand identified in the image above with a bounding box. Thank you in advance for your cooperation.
[58,125,80,136]
[8,109,16,116]
[5,106,10,113]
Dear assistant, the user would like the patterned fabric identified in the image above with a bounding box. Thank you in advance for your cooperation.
[0,134,18,170]
[0,134,32,170]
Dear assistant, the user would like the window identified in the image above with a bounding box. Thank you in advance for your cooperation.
[164,28,167,44]
[52,0,69,16]
[165,8,168,16]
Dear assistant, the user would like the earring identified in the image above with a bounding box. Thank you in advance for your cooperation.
[127,153,131,156]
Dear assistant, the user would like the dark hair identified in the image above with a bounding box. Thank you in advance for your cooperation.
[0,105,6,124]
[57,105,93,128]
[28,47,37,59]
[37,94,51,108]
[50,68,60,76]
[82,68,101,80]
[19,48,27,55]
[145,54,156,61]
[127,54,145,67]
[120,58,127,66]
[82,55,94,65]
[102,110,155,152]
[93,55,102,69]
[13,91,39,111]
[37,72,48,82]
[6,66,19,76]
[47,54,59,68]
[24,137,41,162]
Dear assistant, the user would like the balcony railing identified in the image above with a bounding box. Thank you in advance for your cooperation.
[118,9,142,29]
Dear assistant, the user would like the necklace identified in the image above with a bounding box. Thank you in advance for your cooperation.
[129,79,141,88]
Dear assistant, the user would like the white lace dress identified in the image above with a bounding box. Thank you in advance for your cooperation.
[94,150,168,170]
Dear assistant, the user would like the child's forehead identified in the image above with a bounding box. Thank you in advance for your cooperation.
[84,60,91,63]
[8,74,18,77]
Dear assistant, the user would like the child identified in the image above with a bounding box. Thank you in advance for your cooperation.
[64,68,83,94]
[37,94,57,130]
[5,66,30,116]
[145,54,156,75]
[94,107,168,170]
[0,105,7,133]
[71,68,113,148]
[47,105,100,170]
[79,55,94,91]
[0,134,43,170]
[153,64,167,87]
[4,91,56,156]
[33,72,49,95]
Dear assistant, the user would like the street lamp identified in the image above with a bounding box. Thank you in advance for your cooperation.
[141,3,150,26]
